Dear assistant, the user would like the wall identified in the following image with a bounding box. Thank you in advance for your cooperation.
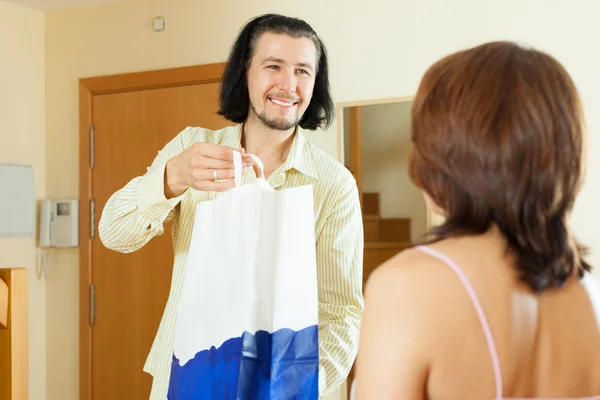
[0,1,46,399]
[361,101,427,240]
[45,0,600,399]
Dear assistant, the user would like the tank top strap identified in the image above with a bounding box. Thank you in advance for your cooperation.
[416,245,504,400]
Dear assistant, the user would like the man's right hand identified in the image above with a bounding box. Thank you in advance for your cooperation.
[164,142,251,198]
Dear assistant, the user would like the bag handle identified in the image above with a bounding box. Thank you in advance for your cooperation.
[233,150,265,187]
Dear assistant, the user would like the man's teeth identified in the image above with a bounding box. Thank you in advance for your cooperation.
[271,98,294,106]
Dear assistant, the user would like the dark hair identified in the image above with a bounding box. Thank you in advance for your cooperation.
[217,14,334,130]
[409,41,591,293]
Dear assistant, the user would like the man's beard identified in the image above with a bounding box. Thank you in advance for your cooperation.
[252,104,302,131]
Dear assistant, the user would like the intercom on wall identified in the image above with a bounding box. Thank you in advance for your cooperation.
[39,199,79,247]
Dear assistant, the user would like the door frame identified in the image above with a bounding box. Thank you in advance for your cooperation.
[78,62,225,400]
[337,95,424,400]
[336,95,414,193]
[336,95,414,207]
[335,95,414,163]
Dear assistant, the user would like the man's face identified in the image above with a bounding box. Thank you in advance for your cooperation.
[246,32,318,131]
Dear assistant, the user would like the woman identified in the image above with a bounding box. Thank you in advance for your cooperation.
[353,42,600,399]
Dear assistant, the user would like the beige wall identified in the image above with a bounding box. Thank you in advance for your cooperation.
[0,1,46,399]
[42,0,600,399]
[361,101,427,240]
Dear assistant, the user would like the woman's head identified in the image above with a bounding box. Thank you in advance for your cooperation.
[409,41,590,292]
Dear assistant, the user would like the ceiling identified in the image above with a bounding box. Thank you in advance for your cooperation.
[3,0,133,11]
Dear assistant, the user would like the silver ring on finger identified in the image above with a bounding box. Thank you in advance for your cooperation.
[213,169,218,181]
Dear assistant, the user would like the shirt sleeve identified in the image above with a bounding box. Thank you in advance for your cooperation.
[98,127,190,253]
[316,176,365,397]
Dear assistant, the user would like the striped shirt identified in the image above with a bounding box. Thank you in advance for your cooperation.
[98,123,365,399]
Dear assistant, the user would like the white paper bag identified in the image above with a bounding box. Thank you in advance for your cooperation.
[168,151,319,400]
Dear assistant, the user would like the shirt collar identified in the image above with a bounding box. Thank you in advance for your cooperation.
[232,123,320,180]
[282,126,320,180]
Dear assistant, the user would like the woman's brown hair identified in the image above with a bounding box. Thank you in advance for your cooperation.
[409,41,591,292]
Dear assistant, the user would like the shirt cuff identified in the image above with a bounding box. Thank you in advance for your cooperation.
[138,161,185,221]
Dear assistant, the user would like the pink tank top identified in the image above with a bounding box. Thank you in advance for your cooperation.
[416,245,600,400]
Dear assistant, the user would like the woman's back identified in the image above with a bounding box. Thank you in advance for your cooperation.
[353,40,599,400]
[416,231,600,399]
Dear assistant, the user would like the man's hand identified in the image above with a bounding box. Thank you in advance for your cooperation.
[164,143,251,198]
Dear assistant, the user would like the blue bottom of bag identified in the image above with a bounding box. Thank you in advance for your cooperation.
[168,325,319,400]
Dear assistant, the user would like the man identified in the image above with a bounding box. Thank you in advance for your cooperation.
[99,13,364,399]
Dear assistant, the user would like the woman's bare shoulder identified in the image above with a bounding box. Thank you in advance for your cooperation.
[364,245,454,314]
[367,246,446,290]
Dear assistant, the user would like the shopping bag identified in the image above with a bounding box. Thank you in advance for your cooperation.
[168,151,319,400]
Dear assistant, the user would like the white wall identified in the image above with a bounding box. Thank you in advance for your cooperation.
[0,1,46,399]
[361,101,427,240]
[43,0,600,399]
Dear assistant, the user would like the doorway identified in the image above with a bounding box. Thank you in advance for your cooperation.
[337,96,438,397]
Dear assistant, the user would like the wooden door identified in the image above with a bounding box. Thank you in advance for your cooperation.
[346,106,362,206]
[79,64,234,400]
[0,268,28,400]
